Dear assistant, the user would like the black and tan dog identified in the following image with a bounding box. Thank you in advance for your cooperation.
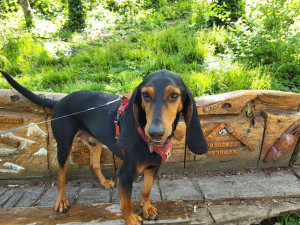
[1,70,208,225]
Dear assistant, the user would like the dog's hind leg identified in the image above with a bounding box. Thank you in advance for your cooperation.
[76,131,115,189]
[55,152,71,213]
[89,142,115,189]
[52,118,78,213]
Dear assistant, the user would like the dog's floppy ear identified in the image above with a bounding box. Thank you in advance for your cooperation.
[117,87,143,151]
[182,90,208,154]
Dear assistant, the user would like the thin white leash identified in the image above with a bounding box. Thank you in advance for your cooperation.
[0,96,122,135]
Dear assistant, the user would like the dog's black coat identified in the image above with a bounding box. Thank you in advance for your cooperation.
[1,69,208,223]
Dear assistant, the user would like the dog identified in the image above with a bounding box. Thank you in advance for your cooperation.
[1,69,208,225]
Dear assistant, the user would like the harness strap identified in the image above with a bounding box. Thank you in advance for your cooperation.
[114,93,132,140]
[138,127,172,164]
[115,94,172,163]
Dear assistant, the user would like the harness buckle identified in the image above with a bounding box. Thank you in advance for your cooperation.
[166,148,172,159]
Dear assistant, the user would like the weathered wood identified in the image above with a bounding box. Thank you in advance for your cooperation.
[0,110,49,179]
[0,89,299,179]
[258,111,300,168]
[196,90,300,115]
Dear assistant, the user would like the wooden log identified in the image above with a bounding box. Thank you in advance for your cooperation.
[196,90,300,115]
[0,89,299,178]
[0,89,47,114]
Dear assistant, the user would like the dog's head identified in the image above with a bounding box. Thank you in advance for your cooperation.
[119,69,208,155]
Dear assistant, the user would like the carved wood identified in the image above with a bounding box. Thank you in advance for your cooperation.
[0,89,299,179]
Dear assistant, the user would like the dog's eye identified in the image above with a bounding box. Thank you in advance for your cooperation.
[170,93,179,99]
[142,92,151,101]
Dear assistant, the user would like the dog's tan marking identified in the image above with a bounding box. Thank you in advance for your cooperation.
[55,150,71,213]
[89,142,115,189]
[76,130,114,189]
[118,178,143,225]
[160,86,183,140]
[141,168,159,220]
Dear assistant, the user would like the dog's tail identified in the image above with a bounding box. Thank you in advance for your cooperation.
[0,71,57,109]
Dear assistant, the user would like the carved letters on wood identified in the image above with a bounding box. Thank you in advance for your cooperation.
[0,137,20,147]
[203,102,222,112]
[173,130,185,141]
[0,117,23,124]
[72,147,90,165]
[207,150,238,156]
[208,141,240,148]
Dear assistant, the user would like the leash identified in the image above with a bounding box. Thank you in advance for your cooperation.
[0,96,122,135]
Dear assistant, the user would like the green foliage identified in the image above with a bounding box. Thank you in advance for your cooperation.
[227,0,300,92]
[189,0,212,27]
[209,0,246,26]
[0,33,50,75]
[275,212,300,225]
[0,0,298,94]
[0,21,273,95]
[29,0,64,19]
[0,0,19,15]
[186,61,271,95]
[66,0,86,32]
[99,0,193,28]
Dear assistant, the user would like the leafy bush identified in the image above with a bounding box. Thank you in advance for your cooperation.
[0,33,50,75]
[209,0,245,26]
[66,0,86,32]
[29,0,63,19]
[190,0,212,27]
[0,0,19,15]
[227,0,300,92]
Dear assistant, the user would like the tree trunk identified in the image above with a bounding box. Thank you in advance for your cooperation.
[19,0,34,28]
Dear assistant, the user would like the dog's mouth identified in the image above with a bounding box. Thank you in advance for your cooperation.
[149,139,166,146]
[148,136,172,146]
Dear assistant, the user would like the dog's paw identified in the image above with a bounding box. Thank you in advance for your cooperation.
[125,213,143,225]
[142,202,158,220]
[100,179,115,189]
[55,197,70,214]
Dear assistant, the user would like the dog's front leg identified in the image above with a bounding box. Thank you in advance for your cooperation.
[141,167,159,220]
[118,170,142,225]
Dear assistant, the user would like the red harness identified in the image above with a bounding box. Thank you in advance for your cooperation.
[115,94,172,163]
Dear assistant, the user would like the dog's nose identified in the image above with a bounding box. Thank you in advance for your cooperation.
[148,124,165,140]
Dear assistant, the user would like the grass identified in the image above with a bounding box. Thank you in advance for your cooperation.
[260,212,300,225]
[0,22,273,96]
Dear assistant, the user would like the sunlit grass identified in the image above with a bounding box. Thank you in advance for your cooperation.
[0,21,274,96]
